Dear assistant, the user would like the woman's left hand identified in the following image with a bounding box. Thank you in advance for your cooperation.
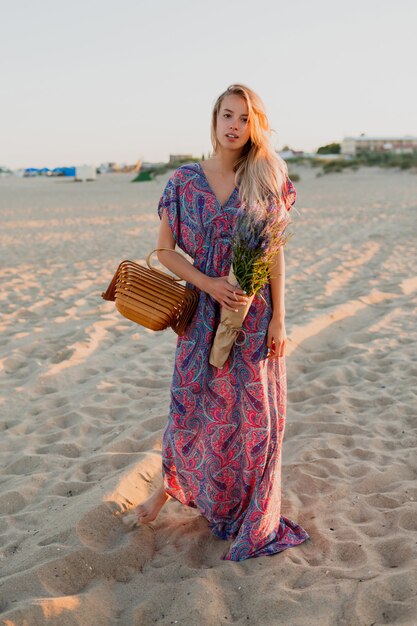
[266,317,287,358]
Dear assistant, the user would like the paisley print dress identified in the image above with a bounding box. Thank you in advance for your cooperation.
[157,162,310,561]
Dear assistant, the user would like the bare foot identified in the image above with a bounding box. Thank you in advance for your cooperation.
[135,484,170,524]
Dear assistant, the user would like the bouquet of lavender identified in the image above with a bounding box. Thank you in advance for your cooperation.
[209,201,292,368]
[232,202,292,297]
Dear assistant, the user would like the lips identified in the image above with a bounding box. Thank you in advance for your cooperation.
[226,134,239,139]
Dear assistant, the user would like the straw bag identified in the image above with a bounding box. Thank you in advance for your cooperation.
[101,247,199,336]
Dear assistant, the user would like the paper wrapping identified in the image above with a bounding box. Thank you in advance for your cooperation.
[209,265,255,369]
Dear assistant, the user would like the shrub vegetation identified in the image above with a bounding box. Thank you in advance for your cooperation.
[132,158,201,183]
[311,151,417,175]
[316,143,341,154]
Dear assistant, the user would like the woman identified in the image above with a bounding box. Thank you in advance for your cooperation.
[135,84,310,561]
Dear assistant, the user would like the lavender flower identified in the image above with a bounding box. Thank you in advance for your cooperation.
[231,199,292,296]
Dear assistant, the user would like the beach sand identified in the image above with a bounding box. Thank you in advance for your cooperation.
[0,165,416,625]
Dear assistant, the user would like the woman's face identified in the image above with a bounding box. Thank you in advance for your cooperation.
[216,94,251,152]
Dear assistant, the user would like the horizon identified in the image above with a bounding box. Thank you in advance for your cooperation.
[0,141,344,171]
[1,0,416,170]
[5,134,417,172]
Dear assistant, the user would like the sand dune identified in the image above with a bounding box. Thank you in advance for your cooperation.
[0,167,416,625]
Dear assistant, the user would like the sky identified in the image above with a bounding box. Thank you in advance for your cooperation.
[1,0,416,168]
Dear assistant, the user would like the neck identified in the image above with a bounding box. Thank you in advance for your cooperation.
[212,147,241,173]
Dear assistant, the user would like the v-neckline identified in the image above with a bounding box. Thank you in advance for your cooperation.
[197,162,238,209]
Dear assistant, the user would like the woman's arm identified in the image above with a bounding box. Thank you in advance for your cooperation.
[266,246,287,357]
[156,209,209,291]
[156,209,248,313]
[269,246,286,322]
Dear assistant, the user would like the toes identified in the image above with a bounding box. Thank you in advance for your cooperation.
[135,505,144,514]
[108,501,130,517]
[121,513,139,530]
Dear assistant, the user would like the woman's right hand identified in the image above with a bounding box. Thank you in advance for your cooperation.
[204,276,248,312]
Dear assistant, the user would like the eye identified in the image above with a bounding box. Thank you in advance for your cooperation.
[223,113,230,118]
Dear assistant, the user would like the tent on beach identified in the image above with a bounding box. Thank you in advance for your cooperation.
[51,167,76,177]
[23,166,76,177]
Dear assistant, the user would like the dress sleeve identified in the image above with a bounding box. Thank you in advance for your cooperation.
[157,173,180,245]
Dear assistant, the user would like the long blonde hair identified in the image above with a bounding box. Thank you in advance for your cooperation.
[210,83,289,209]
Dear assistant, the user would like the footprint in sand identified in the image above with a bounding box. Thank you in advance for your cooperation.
[49,348,74,364]
[333,541,367,567]
[51,481,91,498]
[36,505,155,596]
[398,510,417,531]
[36,443,81,458]
[4,456,46,476]
[375,537,414,569]
[0,491,26,515]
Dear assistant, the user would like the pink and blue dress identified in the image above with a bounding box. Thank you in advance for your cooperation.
[157,162,310,561]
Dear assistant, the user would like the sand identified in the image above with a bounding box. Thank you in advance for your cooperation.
[0,165,416,626]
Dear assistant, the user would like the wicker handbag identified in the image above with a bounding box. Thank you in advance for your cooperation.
[101,248,199,336]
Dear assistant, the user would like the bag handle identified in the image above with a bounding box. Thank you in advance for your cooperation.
[146,247,186,282]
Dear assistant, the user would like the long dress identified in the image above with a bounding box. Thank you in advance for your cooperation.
[157,162,310,561]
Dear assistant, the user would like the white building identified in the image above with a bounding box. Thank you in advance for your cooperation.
[341,135,417,156]
[75,165,96,181]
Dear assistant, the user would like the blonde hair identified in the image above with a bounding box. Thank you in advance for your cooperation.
[210,83,289,209]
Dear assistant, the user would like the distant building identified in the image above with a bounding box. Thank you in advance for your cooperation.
[169,154,194,165]
[278,149,305,160]
[341,135,417,156]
